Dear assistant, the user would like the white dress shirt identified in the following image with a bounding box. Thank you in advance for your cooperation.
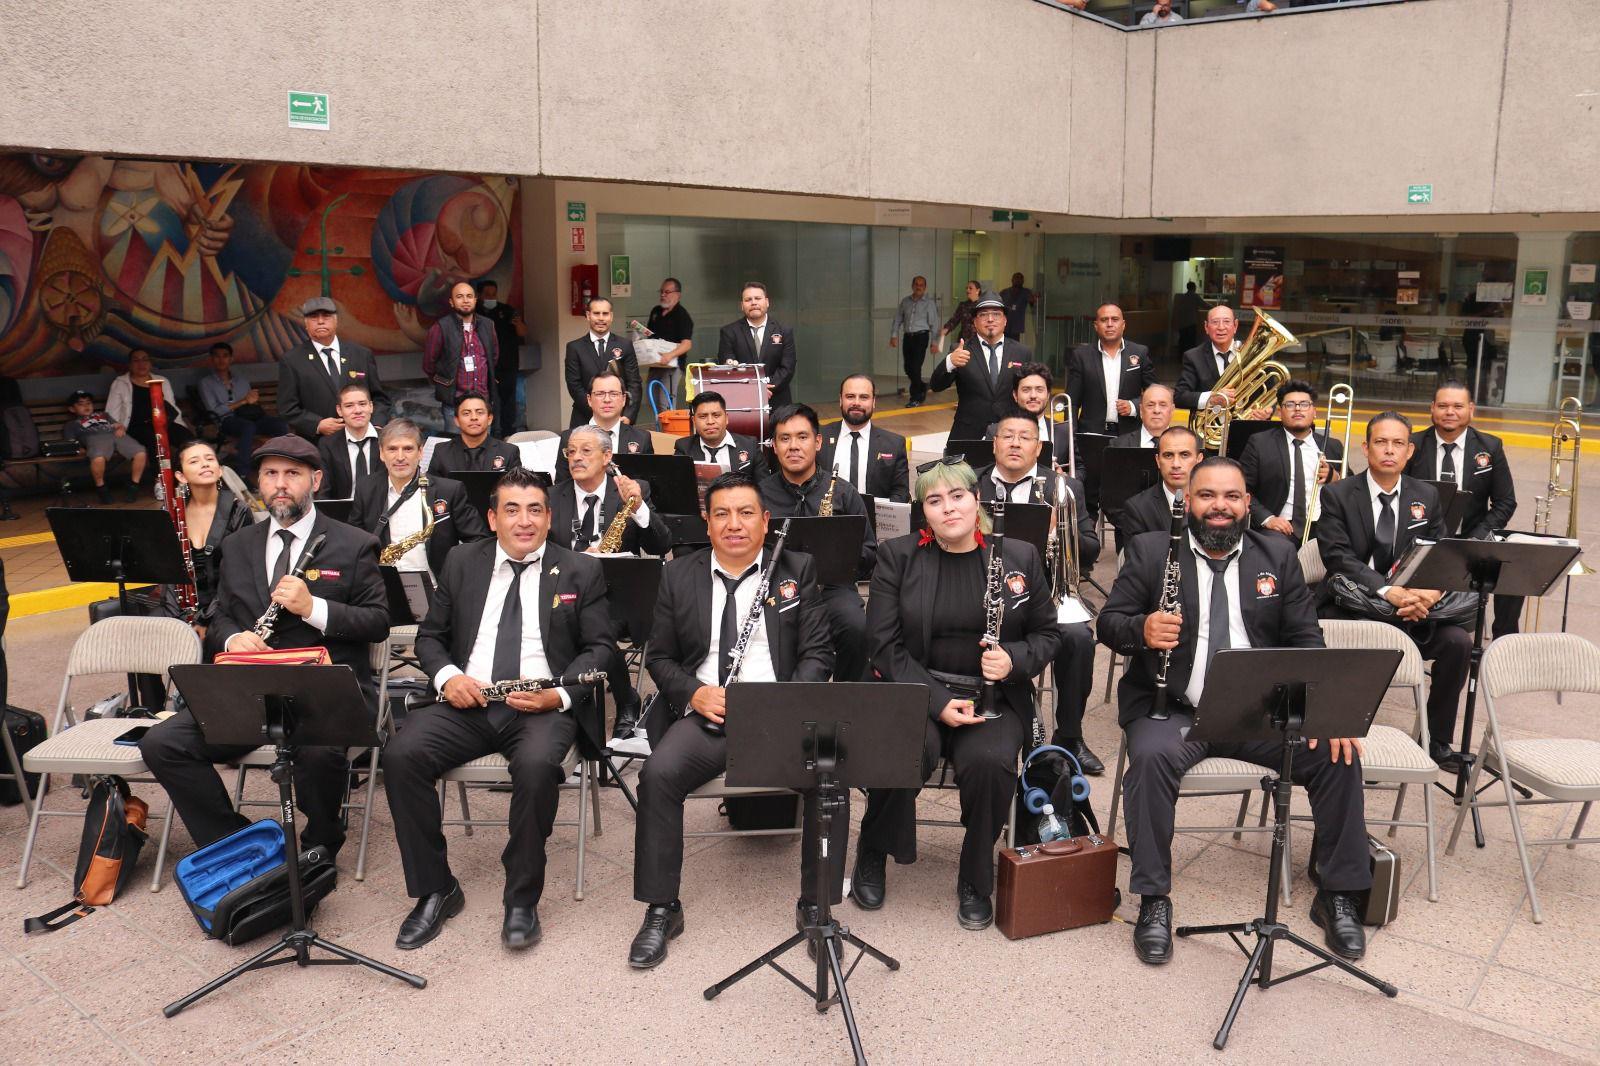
[950,337,1004,375]
[1137,426,1158,448]
[696,433,735,471]
[831,422,872,496]
[225,507,329,650]
[385,480,433,574]
[342,425,380,492]
[1278,429,1322,523]
[434,544,571,710]
[989,467,1036,504]
[1367,474,1404,592]
[315,336,343,378]
[1434,430,1465,482]
[1183,533,1250,707]
[696,552,777,686]
[588,331,611,364]
[585,418,622,455]
[570,477,651,547]
[1098,340,1125,427]
[1197,343,1238,409]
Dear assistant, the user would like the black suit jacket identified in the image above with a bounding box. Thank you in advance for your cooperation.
[564,334,643,426]
[315,431,381,500]
[982,415,1072,469]
[1314,472,1445,600]
[205,512,390,698]
[278,338,391,438]
[1174,343,1235,411]
[758,470,877,577]
[1066,341,1155,435]
[868,535,1060,722]
[1405,427,1515,538]
[547,477,672,556]
[1113,483,1178,543]
[1098,529,1324,727]
[1240,427,1347,529]
[928,337,1031,442]
[644,548,833,721]
[973,464,1101,569]
[427,437,523,478]
[672,431,765,475]
[553,423,656,482]
[348,475,489,576]
[415,539,614,750]
[819,425,910,503]
[1113,428,1157,449]
[716,319,797,410]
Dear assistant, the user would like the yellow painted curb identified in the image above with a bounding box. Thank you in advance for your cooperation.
[9,581,151,619]
[0,531,56,551]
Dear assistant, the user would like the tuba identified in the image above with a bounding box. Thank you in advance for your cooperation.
[1190,308,1297,452]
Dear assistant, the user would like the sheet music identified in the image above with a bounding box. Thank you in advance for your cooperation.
[520,437,560,476]
[419,435,450,476]
[1057,597,1092,625]
[875,499,911,540]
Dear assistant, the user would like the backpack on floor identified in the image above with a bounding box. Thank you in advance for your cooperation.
[24,776,148,933]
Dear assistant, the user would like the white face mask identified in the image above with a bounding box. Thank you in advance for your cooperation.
[482,299,498,309]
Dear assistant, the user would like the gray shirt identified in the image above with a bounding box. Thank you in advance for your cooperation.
[198,371,251,420]
[1140,10,1184,24]
[891,293,941,339]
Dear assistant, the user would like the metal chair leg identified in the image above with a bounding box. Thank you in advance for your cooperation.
[354,746,380,881]
[1232,792,1251,841]
[1106,736,1128,840]
[589,760,604,837]
[150,800,176,892]
[1388,784,1406,839]
[1569,802,1591,849]
[574,759,588,901]
[1421,776,1439,902]
[457,781,474,836]
[16,770,49,889]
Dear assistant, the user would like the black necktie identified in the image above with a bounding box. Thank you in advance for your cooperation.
[321,346,338,383]
[751,327,761,355]
[1203,555,1234,679]
[718,567,756,684]
[1290,438,1306,532]
[848,431,862,491]
[353,438,370,481]
[581,494,600,545]
[705,442,724,467]
[270,529,296,589]
[1375,491,1397,576]
[594,336,605,363]
[490,559,534,729]
[1441,442,1458,484]
[983,343,999,388]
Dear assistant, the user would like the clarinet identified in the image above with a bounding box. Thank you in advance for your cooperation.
[979,501,1006,720]
[1150,494,1187,721]
[703,518,792,736]
[252,532,328,640]
[479,670,606,702]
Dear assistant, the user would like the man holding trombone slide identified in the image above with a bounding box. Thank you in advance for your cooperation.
[1239,379,1348,543]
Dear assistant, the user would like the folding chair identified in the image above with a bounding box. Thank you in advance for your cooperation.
[1448,633,1600,923]
[16,617,202,891]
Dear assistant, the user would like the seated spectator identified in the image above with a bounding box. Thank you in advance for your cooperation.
[64,389,147,503]
[198,342,289,473]
[1140,1,1183,24]
[107,348,192,470]
[1246,0,1279,10]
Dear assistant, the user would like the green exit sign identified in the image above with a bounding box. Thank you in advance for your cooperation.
[992,209,1031,223]
[287,90,329,130]
[567,201,587,222]
[1407,184,1433,205]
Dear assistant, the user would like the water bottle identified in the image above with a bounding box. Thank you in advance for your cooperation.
[1035,803,1071,844]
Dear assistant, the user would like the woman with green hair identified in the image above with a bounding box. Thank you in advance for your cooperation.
[850,458,1060,931]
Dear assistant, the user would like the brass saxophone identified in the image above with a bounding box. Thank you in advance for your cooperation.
[818,475,837,517]
[379,472,434,566]
[596,463,642,553]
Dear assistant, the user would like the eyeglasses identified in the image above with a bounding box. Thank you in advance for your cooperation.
[563,447,606,459]
[917,454,968,475]
[589,390,624,400]
[659,289,678,296]
[996,432,1039,444]
[1280,401,1315,412]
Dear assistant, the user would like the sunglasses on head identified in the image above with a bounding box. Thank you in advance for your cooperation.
[917,454,967,475]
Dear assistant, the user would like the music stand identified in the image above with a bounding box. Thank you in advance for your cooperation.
[706,682,926,1066]
[443,470,504,522]
[1174,648,1402,1049]
[380,567,433,626]
[1223,418,1281,460]
[596,556,664,805]
[942,437,990,461]
[1396,537,1580,847]
[162,664,426,1017]
[317,498,355,526]
[612,453,700,514]
[1416,479,1472,535]
[1073,430,1114,481]
[661,512,709,548]
[773,516,866,587]
[1099,446,1159,526]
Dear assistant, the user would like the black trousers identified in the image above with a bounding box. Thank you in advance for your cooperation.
[605,617,638,714]
[1049,622,1095,742]
[1490,593,1523,640]
[1122,711,1371,897]
[1416,622,1472,748]
[382,701,576,908]
[634,713,846,906]
[857,705,1028,895]
[901,331,930,402]
[140,708,349,854]
[821,584,869,682]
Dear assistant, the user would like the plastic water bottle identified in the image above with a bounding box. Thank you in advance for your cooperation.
[1035,803,1071,844]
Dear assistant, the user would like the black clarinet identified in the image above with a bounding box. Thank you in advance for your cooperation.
[1150,494,1186,721]
[979,501,1006,720]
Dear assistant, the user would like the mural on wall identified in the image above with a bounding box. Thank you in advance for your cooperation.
[0,154,521,378]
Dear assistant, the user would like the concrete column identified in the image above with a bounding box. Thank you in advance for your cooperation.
[519,178,570,433]
[1502,232,1573,408]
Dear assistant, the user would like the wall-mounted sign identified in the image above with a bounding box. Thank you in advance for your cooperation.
[567,201,587,223]
[1523,269,1549,306]
[610,255,632,298]
[571,226,586,253]
[1406,184,1432,205]
[288,91,329,130]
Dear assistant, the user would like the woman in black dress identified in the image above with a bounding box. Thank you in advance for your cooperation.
[173,439,251,631]
[935,279,983,358]
[851,458,1060,930]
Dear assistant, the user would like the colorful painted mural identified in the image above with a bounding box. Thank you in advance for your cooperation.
[0,154,521,377]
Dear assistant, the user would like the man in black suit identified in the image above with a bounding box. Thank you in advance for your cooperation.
[1114,427,1201,547]
[1113,383,1176,449]
[672,391,763,474]
[554,370,655,482]
[140,436,389,860]
[382,468,614,951]
[975,410,1104,773]
[929,291,1027,443]
[549,425,672,739]
[820,374,910,503]
[1066,303,1156,438]
[986,362,1072,469]
[1239,379,1346,542]
[315,383,381,500]
[1406,381,1520,638]
[423,282,500,431]
[627,470,837,969]
[1099,457,1371,966]
[1174,305,1272,422]
[759,404,876,682]
[564,297,643,427]
[348,419,487,578]
[715,281,797,410]
[279,296,391,439]
[427,392,523,477]
[1316,412,1471,770]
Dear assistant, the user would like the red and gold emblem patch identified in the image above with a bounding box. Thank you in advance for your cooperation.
[1474,451,1491,468]
[1255,573,1277,598]
[1410,502,1425,520]
[777,579,799,601]
[1005,572,1027,596]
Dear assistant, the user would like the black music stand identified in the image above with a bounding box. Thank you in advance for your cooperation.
[443,470,504,522]
[1073,430,1114,481]
[774,516,866,586]
[1397,537,1580,847]
[595,556,663,805]
[162,664,426,1017]
[1099,446,1159,526]
[317,498,355,526]
[706,682,926,1066]
[612,453,699,514]
[380,567,433,626]
[1174,648,1401,1050]
[1223,418,1280,460]
[942,437,990,461]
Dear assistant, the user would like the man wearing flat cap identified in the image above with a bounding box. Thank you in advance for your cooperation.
[930,289,1034,443]
[140,435,390,862]
[278,296,392,439]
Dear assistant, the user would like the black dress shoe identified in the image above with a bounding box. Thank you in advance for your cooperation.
[611,698,642,741]
[956,881,993,931]
[1311,891,1367,961]
[395,879,465,950]
[1063,737,1105,777]
[502,905,541,950]
[1428,741,1465,774]
[1133,894,1173,965]
[628,902,685,970]
[851,850,885,910]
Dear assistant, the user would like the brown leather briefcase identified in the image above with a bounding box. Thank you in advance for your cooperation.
[995,834,1120,940]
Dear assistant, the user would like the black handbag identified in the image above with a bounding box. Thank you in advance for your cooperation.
[41,439,85,458]
[1328,574,1475,630]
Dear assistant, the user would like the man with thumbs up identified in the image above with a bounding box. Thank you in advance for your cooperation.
[930,290,1030,443]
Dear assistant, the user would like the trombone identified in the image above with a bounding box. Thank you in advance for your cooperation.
[1301,382,1355,546]
[1527,397,1593,633]
[1048,392,1077,479]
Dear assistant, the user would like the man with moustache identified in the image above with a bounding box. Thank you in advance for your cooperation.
[564,296,643,427]
[315,383,382,500]
[820,374,910,504]
[1067,303,1155,438]
[1175,305,1271,421]
[424,281,501,432]
[930,291,1029,443]
[428,392,523,477]
[643,278,694,421]
[717,281,798,411]
[280,296,391,438]
[348,419,487,579]
[672,392,764,474]
[1114,384,1177,450]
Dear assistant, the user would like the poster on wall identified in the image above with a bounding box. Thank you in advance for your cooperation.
[1396,270,1420,307]
[1568,302,1593,321]
[1570,263,1597,284]
[1522,269,1550,306]
[1475,281,1513,303]
[1240,246,1285,309]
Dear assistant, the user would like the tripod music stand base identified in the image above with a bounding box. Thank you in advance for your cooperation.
[1177,918,1396,1050]
[164,927,426,1017]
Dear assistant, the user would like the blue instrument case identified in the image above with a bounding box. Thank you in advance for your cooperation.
[175,820,337,945]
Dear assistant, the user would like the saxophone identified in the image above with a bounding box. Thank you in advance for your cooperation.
[817,475,837,517]
[596,463,642,553]
[379,472,434,565]
[1150,493,1187,721]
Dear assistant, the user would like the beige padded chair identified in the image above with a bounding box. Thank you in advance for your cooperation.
[16,617,203,891]
[1447,634,1600,923]
[1297,538,1326,586]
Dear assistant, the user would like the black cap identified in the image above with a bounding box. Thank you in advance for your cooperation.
[252,435,322,471]
[973,290,1006,312]
[67,389,94,404]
